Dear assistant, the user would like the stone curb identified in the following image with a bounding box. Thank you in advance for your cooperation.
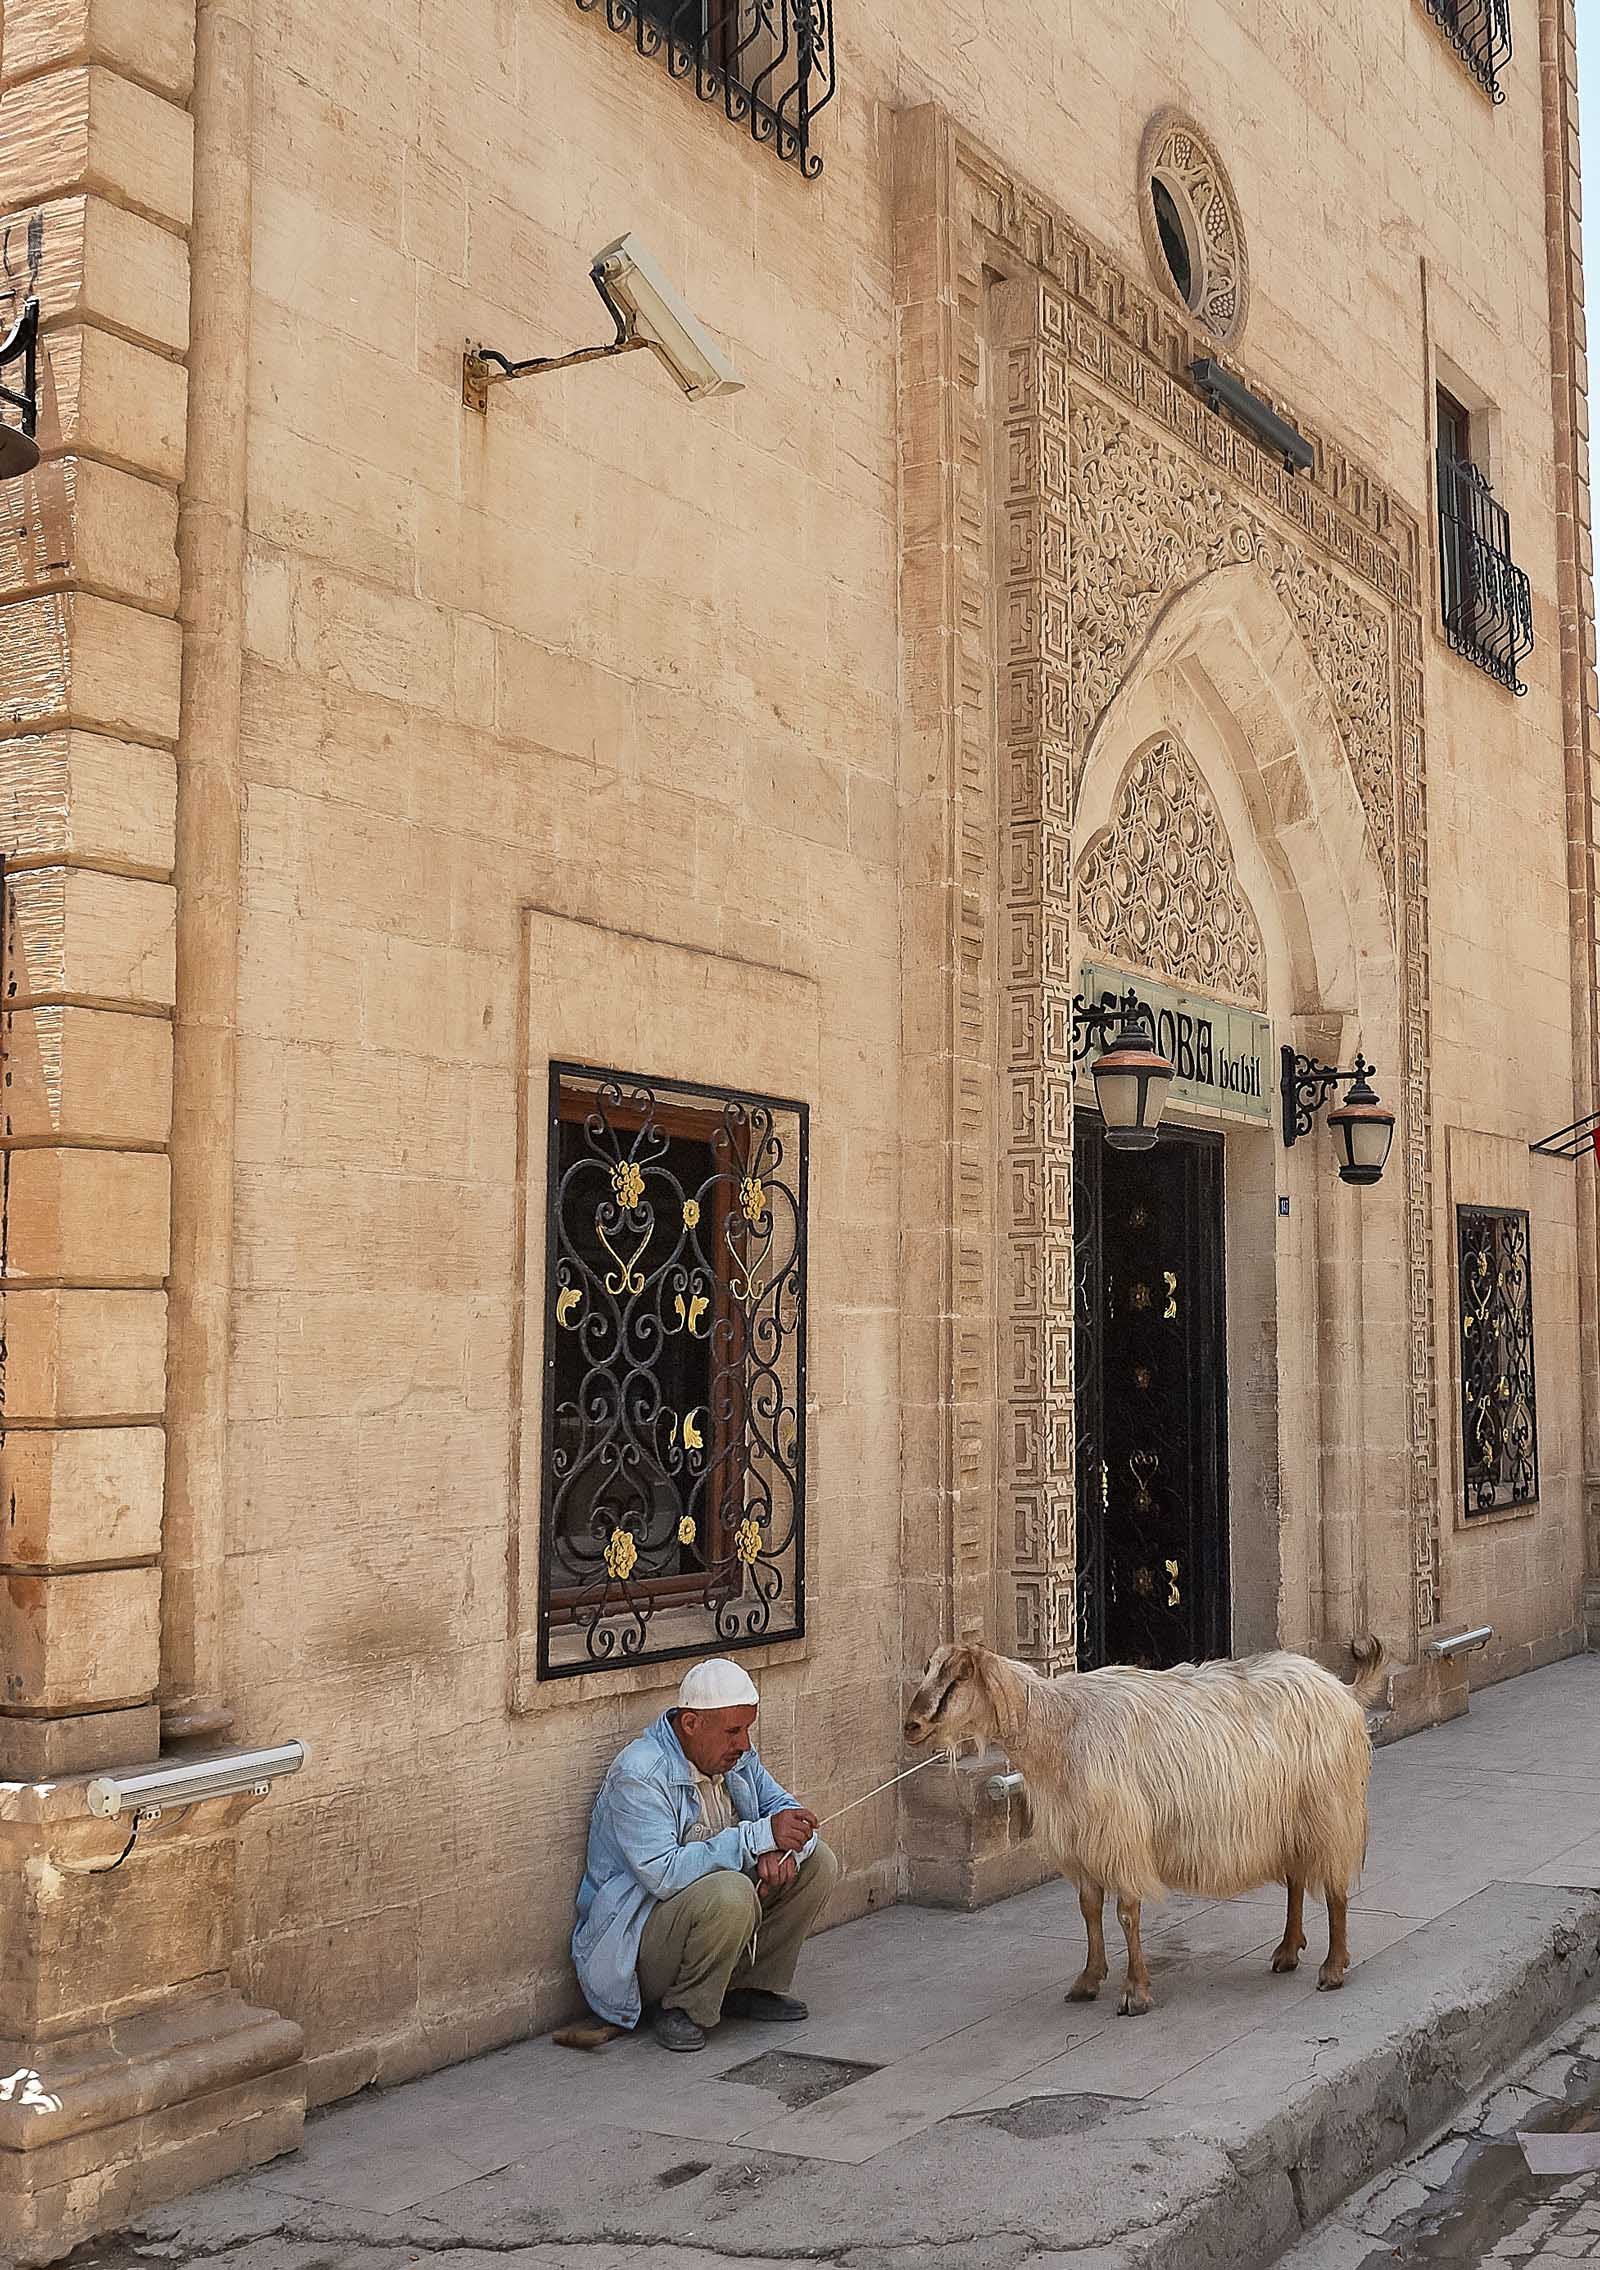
[1116,1882,1600,2270]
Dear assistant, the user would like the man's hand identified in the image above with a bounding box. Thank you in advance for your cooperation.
[769,1805,817,1854]
[755,1851,798,1899]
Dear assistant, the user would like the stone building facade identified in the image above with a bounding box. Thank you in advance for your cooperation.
[0,0,1596,2254]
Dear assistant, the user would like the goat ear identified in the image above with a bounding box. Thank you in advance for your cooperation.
[968,1647,1017,1740]
[947,1646,975,1680]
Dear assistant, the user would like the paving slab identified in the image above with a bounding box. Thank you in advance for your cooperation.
[64,1652,1600,2270]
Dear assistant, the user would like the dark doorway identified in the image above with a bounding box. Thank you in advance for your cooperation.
[1073,1115,1229,1670]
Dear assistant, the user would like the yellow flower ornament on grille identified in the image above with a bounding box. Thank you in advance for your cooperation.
[735,1516,763,1565]
[612,1160,644,1211]
[604,1528,638,1581]
[677,1515,697,1546]
[740,1175,767,1226]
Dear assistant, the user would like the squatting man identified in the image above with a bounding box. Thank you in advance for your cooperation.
[573,1658,839,2052]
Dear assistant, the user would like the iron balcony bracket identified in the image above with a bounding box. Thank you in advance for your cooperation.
[1529,1109,1600,1161]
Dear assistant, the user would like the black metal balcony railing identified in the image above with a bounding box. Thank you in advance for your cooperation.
[1423,0,1512,101]
[1436,451,1534,695]
[577,0,836,176]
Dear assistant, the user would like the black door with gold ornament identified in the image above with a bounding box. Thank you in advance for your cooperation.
[1073,1114,1229,1670]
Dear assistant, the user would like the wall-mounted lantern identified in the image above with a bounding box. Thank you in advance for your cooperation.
[1073,991,1176,1151]
[0,298,40,479]
[1280,1047,1395,1186]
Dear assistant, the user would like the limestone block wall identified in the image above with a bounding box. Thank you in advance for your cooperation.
[223,0,1596,2089]
[1422,0,1595,1676]
[0,0,192,1780]
[224,0,904,2095]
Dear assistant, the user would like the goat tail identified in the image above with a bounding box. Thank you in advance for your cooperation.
[1348,1632,1390,1710]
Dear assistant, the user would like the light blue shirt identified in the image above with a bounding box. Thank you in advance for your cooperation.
[572,1710,816,2028]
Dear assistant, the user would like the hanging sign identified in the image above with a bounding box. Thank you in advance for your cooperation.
[1078,963,1273,1126]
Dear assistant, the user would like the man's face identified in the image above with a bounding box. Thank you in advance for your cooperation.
[677,1703,757,1775]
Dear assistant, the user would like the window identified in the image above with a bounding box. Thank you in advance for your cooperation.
[1423,0,1512,102]
[576,0,836,176]
[1456,1205,1538,1516]
[1150,176,1198,311]
[538,1063,807,1677]
[1435,386,1534,694]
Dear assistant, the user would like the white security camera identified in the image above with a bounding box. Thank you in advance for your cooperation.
[86,1740,306,1819]
[462,232,743,413]
[589,233,744,402]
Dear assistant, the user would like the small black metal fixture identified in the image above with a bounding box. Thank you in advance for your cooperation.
[464,235,741,418]
[1191,358,1313,475]
[574,0,835,176]
[1073,992,1177,1152]
[1280,1048,1395,1186]
[1424,0,1511,102]
[0,298,40,480]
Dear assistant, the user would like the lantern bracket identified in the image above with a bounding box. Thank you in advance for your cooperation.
[1071,988,1155,1064]
[1281,1047,1380,1148]
[0,296,39,459]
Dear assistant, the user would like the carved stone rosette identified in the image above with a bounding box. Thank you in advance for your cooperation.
[1137,108,1250,347]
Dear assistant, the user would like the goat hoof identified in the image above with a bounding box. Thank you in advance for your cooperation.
[1066,1974,1103,2003]
[1117,1987,1153,2017]
[1316,1968,1346,1992]
[1270,1947,1300,1973]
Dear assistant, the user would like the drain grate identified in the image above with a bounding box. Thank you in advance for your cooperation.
[722,2050,880,2110]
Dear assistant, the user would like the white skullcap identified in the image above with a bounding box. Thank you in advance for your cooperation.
[678,1658,760,1710]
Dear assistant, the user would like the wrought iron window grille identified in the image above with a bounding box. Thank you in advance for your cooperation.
[1456,1205,1538,1517]
[1436,449,1534,694]
[1423,0,1511,102]
[538,1063,807,1677]
[575,0,836,176]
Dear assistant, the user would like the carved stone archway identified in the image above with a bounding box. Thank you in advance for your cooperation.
[894,107,1436,1702]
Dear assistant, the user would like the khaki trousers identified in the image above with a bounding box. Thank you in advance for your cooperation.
[636,1842,840,2028]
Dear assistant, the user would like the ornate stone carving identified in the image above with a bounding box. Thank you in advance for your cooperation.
[1269,546,1397,882]
[897,115,1442,1666]
[1000,292,1078,1675]
[1138,109,1249,347]
[1068,397,1399,889]
[1076,737,1267,1009]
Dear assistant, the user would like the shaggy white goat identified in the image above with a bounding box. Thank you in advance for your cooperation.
[903,1639,1387,2015]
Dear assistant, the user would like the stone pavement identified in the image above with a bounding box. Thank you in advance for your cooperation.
[81,1654,1600,2270]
